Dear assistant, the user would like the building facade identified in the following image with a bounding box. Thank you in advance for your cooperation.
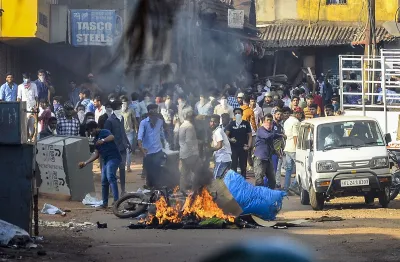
[254,0,398,86]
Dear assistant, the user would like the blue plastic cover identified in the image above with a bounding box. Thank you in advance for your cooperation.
[223,170,287,220]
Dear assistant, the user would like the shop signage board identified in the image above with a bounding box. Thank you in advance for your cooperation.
[69,9,117,46]
[228,9,244,29]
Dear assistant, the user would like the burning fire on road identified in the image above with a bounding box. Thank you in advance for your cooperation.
[129,187,255,230]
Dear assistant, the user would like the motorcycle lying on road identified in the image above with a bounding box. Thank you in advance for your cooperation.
[389,149,400,200]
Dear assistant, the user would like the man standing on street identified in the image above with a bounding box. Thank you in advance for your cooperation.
[210,114,232,179]
[68,80,80,107]
[0,73,18,102]
[271,108,286,188]
[178,108,201,191]
[94,95,106,123]
[57,102,80,136]
[226,108,252,178]
[34,69,50,103]
[138,104,166,188]
[254,113,283,188]
[283,107,303,194]
[104,100,131,196]
[79,121,121,208]
[121,95,138,172]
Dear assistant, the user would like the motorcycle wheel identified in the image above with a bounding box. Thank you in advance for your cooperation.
[112,193,148,219]
[390,172,400,201]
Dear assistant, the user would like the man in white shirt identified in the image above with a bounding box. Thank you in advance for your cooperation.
[17,73,38,141]
[210,114,232,179]
[17,73,38,111]
[94,95,106,123]
[283,107,303,193]
[179,108,200,191]
[377,88,399,105]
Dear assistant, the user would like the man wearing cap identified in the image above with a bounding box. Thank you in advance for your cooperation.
[260,92,275,116]
[104,100,132,196]
[236,92,245,107]
[283,107,303,194]
[80,73,101,98]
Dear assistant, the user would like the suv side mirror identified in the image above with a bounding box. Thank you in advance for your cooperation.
[385,133,392,145]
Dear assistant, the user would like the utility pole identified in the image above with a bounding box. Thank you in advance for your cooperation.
[364,0,376,100]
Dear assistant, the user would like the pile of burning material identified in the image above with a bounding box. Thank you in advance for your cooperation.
[128,188,256,230]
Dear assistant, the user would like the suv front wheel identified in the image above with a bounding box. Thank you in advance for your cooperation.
[310,186,324,210]
[379,186,390,208]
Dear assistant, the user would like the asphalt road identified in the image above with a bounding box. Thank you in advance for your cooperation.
[78,195,400,262]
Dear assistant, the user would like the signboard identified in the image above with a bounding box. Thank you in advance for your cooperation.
[228,9,244,29]
[37,144,71,196]
[69,9,117,46]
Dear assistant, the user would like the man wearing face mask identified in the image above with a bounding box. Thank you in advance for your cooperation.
[214,94,234,118]
[138,92,153,119]
[121,95,138,172]
[37,100,52,135]
[138,104,167,188]
[98,102,112,129]
[159,94,177,146]
[57,102,80,136]
[39,117,58,139]
[104,100,132,196]
[195,94,211,116]
[53,96,64,120]
[260,92,274,115]
[76,105,86,124]
[34,69,50,103]
[225,108,252,179]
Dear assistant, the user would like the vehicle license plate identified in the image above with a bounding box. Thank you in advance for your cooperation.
[340,178,370,187]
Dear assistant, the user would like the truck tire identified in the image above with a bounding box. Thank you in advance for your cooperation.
[379,187,390,208]
[364,193,375,205]
[309,186,324,210]
[300,188,310,205]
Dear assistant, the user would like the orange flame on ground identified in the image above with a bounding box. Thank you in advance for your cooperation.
[146,187,234,224]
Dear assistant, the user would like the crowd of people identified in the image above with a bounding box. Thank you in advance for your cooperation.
[0,69,344,208]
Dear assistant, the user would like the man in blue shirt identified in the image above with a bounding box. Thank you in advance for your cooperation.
[34,69,50,103]
[0,73,18,101]
[138,104,166,188]
[79,121,121,208]
[78,89,96,113]
[254,113,284,188]
[68,80,80,107]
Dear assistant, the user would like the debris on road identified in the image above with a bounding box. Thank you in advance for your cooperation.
[249,215,309,228]
[96,222,108,229]
[0,219,33,247]
[39,220,95,230]
[312,216,344,222]
[82,194,103,207]
[41,203,66,216]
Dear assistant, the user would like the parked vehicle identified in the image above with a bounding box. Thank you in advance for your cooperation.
[296,116,392,210]
[388,149,400,200]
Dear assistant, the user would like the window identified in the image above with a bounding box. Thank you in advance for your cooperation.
[326,0,347,4]
[317,121,384,151]
[39,12,48,28]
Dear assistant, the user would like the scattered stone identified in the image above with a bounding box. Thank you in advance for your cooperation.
[37,250,46,256]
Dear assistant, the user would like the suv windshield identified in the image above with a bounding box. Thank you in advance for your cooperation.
[317,120,384,151]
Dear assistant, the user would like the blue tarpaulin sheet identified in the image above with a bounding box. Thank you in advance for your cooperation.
[223,170,287,220]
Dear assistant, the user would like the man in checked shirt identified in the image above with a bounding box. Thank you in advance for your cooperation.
[57,102,80,136]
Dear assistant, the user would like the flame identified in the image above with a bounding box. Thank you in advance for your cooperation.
[144,187,234,225]
[182,188,235,223]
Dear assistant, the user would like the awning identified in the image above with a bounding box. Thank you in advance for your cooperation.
[258,22,394,48]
